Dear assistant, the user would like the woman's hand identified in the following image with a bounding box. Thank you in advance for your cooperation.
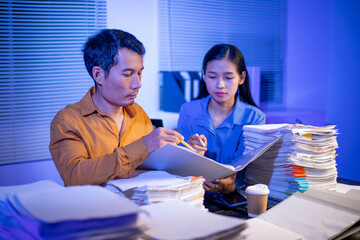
[188,134,207,155]
[203,173,236,194]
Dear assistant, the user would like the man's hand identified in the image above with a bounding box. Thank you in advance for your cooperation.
[203,173,236,194]
[188,134,207,155]
[143,127,184,154]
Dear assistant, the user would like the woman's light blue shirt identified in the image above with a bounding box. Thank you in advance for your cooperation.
[178,95,265,186]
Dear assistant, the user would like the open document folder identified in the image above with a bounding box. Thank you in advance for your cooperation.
[258,188,360,240]
[140,136,281,181]
[138,200,303,240]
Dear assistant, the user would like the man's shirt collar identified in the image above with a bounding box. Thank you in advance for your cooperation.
[78,87,136,118]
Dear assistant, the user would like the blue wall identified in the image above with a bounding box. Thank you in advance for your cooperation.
[286,0,331,111]
[327,0,360,181]
[287,0,360,181]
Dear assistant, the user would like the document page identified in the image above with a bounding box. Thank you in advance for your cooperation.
[139,200,246,239]
[140,136,281,182]
[231,136,281,171]
[140,144,235,181]
[12,185,140,223]
[258,188,360,239]
[107,170,195,192]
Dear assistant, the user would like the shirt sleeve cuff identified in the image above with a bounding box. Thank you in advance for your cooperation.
[121,137,150,168]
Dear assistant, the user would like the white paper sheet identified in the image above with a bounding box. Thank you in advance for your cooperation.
[107,170,195,191]
[243,218,304,240]
[12,185,140,223]
[139,200,246,240]
[0,180,62,201]
[258,188,360,239]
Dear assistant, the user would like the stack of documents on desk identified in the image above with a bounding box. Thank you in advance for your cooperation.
[0,181,144,239]
[243,124,338,201]
[106,170,206,209]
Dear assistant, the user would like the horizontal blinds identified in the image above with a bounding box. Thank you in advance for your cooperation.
[158,0,286,103]
[0,0,106,165]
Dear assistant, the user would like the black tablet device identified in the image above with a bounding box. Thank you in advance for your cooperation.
[205,191,247,209]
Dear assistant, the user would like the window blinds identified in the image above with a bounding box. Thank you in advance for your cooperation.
[0,0,106,165]
[158,0,286,103]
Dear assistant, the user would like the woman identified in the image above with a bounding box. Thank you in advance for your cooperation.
[178,44,265,193]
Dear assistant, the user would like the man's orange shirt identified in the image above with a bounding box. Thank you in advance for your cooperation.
[49,87,153,186]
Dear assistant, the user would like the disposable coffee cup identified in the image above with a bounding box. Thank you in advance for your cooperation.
[245,184,269,217]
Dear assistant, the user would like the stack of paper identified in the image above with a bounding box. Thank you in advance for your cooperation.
[243,124,338,201]
[0,180,64,239]
[1,182,144,239]
[106,170,206,209]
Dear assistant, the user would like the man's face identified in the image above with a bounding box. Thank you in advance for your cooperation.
[100,48,143,107]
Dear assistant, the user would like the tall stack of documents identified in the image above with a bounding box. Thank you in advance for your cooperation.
[243,124,338,201]
[106,170,206,209]
[1,181,144,239]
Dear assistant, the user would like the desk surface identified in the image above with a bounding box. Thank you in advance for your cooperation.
[204,191,279,219]
[207,182,360,240]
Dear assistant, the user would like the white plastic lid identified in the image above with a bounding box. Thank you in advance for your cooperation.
[245,184,270,195]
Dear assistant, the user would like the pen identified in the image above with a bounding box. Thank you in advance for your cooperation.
[195,133,206,147]
[180,139,196,152]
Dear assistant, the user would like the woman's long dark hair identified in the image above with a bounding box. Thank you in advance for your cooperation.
[198,44,259,109]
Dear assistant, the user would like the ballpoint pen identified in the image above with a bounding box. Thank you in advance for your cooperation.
[195,133,206,147]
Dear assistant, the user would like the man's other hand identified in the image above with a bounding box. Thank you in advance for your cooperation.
[142,127,184,154]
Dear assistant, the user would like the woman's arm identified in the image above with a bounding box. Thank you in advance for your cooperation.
[203,173,237,194]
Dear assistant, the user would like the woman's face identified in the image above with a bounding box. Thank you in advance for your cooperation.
[203,58,245,108]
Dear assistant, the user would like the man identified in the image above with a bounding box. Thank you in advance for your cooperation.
[49,29,183,186]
